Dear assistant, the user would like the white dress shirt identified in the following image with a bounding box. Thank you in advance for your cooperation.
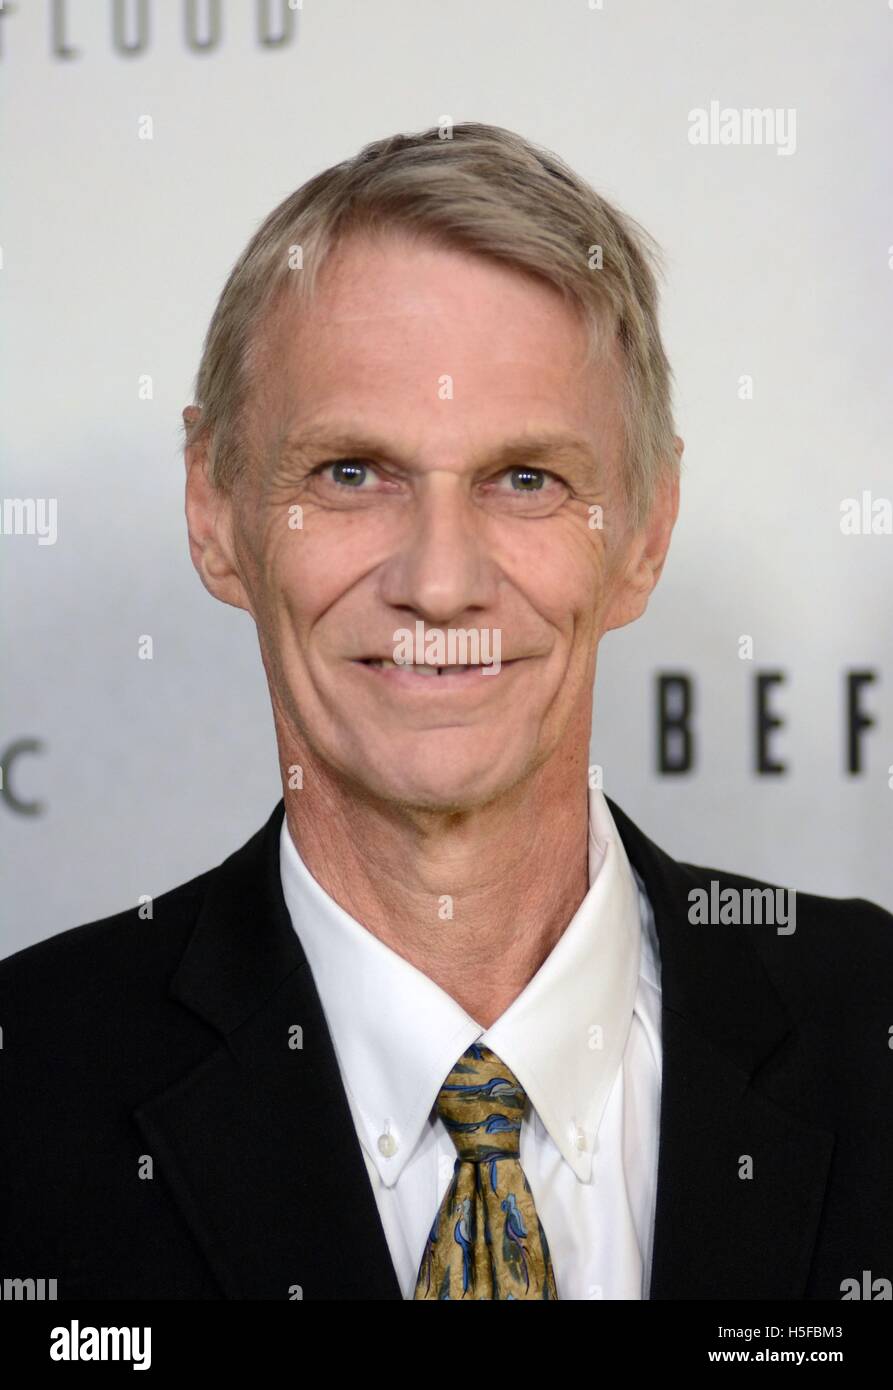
[278,786,663,1300]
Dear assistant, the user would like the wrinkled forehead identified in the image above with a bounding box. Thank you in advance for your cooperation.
[245,230,625,473]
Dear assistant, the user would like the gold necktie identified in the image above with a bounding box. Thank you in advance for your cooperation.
[413,1042,559,1299]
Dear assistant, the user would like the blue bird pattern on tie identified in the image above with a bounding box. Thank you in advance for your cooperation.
[413,1042,559,1299]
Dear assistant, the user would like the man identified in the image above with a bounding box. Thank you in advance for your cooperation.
[1,123,891,1301]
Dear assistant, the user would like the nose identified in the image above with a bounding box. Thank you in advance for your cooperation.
[378,471,498,623]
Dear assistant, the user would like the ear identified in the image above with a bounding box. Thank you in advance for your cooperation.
[183,407,254,615]
[603,439,683,632]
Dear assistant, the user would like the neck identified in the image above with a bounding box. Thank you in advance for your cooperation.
[280,747,591,1028]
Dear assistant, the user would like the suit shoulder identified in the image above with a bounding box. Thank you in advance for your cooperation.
[681,854,893,927]
[0,864,214,999]
[679,856,893,1001]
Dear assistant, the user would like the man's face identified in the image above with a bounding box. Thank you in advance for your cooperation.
[189,230,675,811]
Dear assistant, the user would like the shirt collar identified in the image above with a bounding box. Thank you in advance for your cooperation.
[278,786,642,1186]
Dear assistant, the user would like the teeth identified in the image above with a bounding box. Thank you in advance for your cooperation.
[365,659,480,676]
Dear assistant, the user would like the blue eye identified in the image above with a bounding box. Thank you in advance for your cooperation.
[327,460,370,487]
[509,467,546,491]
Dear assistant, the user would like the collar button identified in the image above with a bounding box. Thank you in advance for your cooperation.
[377,1130,398,1158]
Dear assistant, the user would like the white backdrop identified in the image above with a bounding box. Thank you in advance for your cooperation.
[3,0,891,956]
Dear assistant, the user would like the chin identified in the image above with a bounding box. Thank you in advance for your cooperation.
[354,739,529,815]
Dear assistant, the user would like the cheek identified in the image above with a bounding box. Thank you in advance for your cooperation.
[510,525,608,630]
[256,525,349,633]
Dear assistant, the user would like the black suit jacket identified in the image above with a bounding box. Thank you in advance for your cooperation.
[1,797,891,1300]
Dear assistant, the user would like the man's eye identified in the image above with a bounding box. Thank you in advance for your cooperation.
[506,467,547,492]
[494,466,562,494]
[320,459,374,488]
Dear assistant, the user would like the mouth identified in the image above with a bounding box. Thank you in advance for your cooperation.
[354,657,515,683]
[358,658,500,675]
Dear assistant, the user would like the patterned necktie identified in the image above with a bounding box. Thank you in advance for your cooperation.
[413,1042,559,1300]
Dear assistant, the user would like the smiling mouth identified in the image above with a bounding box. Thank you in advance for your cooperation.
[358,658,512,677]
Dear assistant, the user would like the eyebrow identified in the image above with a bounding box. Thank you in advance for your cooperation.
[278,426,600,474]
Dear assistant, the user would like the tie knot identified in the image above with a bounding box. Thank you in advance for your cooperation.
[435,1043,526,1162]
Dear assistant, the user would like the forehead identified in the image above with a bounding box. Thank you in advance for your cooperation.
[255,230,624,459]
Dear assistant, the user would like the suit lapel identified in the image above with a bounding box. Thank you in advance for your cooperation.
[135,792,834,1300]
[606,796,835,1299]
[133,801,402,1300]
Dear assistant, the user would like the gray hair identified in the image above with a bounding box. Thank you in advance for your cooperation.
[184,121,677,528]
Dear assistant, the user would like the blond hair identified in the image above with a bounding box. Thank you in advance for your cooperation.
[185,122,677,528]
